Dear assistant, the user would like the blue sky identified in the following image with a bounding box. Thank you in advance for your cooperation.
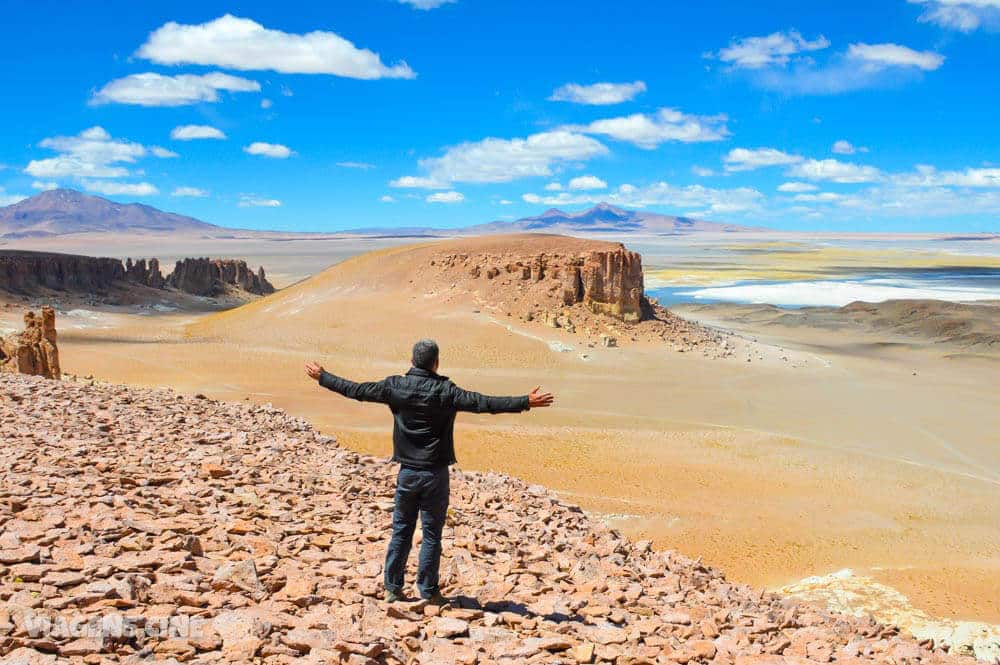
[1,0,998,232]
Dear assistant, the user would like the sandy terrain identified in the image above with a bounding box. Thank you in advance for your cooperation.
[2,234,998,646]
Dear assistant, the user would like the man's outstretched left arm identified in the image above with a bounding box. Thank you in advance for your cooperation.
[305,362,392,404]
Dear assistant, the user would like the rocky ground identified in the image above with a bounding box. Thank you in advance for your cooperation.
[0,374,976,664]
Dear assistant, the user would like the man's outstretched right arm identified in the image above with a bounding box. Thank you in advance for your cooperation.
[306,362,392,404]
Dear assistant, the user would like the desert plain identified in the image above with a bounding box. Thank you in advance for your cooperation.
[1,230,998,651]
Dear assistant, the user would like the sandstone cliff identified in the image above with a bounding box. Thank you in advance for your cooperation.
[0,250,275,299]
[0,306,60,378]
[167,258,275,296]
[0,372,978,664]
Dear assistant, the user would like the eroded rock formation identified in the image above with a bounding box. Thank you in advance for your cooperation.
[0,306,60,379]
[0,372,981,663]
[567,247,645,323]
[0,250,124,294]
[167,258,275,296]
[124,257,165,289]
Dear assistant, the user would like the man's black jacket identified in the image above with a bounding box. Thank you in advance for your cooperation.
[318,366,529,469]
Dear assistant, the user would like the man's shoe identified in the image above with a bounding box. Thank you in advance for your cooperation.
[385,590,405,603]
[423,592,449,606]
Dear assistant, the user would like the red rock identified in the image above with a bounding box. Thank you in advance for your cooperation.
[0,648,57,664]
[430,617,470,638]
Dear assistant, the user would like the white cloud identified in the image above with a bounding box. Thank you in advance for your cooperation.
[522,182,764,216]
[847,43,945,71]
[171,125,227,141]
[389,175,448,189]
[137,14,415,79]
[151,146,179,158]
[398,0,456,8]
[25,126,146,179]
[792,192,845,202]
[691,166,716,177]
[567,175,607,190]
[380,195,396,203]
[718,32,945,95]
[712,30,830,69]
[544,182,563,191]
[787,158,883,183]
[25,157,128,179]
[260,98,273,109]
[777,181,819,193]
[172,186,209,197]
[823,185,1000,218]
[91,72,260,107]
[244,142,293,159]
[238,195,281,207]
[426,191,464,203]
[831,140,869,155]
[549,81,647,105]
[909,0,1000,32]
[81,180,158,196]
[572,108,728,149]
[417,130,608,183]
[337,161,375,170]
[499,199,513,205]
[31,181,59,191]
[724,147,803,172]
[892,165,1000,187]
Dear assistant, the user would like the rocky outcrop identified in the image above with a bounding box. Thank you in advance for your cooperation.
[124,257,165,289]
[563,247,645,323]
[0,250,124,294]
[0,372,978,664]
[0,307,60,379]
[414,236,729,353]
[167,258,275,297]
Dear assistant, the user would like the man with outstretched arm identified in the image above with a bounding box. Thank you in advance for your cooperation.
[305,338,554,605]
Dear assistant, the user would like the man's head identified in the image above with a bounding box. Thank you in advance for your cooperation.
[411,338,439,372]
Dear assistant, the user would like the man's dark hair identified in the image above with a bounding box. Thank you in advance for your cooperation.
[412,339,439,371]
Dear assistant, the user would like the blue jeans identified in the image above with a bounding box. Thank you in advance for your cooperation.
[383,465,450,598]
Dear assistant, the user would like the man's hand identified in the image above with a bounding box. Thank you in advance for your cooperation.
[305,362,324,381]
[528,386,554,409]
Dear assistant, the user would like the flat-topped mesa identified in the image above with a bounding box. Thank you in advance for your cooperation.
[168,258,275,297]
[0,306,60,379]
[0,250,125,293]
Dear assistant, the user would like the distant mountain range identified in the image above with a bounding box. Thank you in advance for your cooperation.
[0,189,219,238]
[463,203,749,234]
[0,189,750,239]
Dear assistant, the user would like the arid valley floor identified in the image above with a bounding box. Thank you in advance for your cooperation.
[2,231,998,659]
